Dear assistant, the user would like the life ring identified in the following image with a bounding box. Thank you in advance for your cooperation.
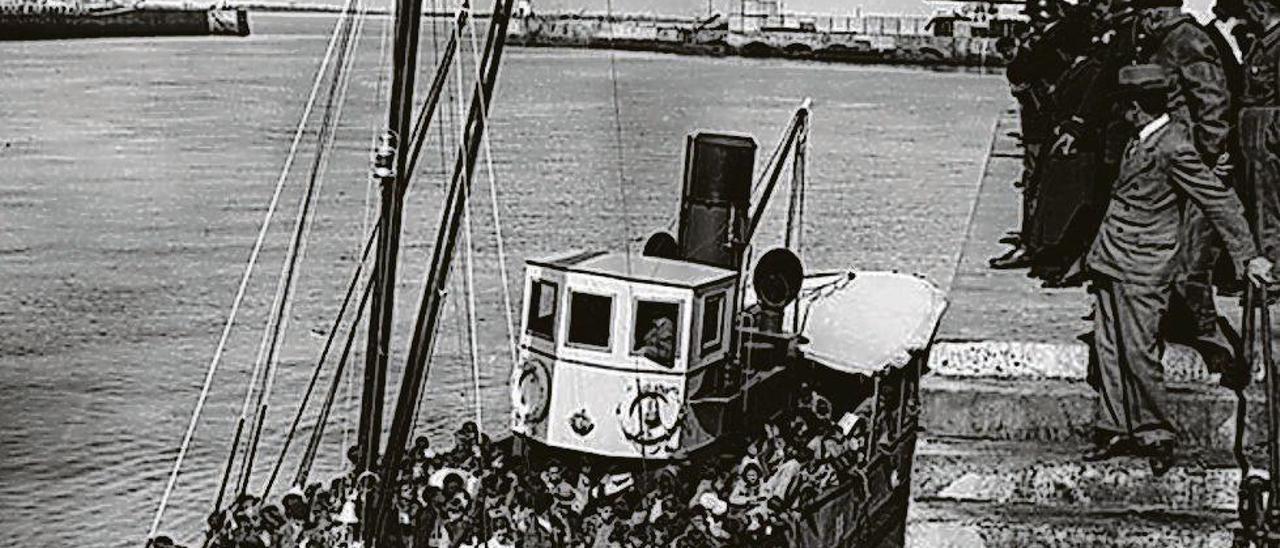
[511,357,551,428]
[617,382,681,449]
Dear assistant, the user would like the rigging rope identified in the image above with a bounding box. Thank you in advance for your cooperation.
[231,6,367,500]
[600,0,650,484]
[237,0,367,498]
[461,0,519,369]
[145,1,360,539]
[603,0,634,276]
[405,0,464,442]
[297,270,377,488]
[348,2,393,473]
[463,179,484,428]
[263,224,377,496]
[453,2,485,429]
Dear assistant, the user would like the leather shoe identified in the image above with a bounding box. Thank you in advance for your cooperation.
[1082,434,1135,462]
[1192,342,1233,375]
[1221,367,1251,391]
[1043,270,1086,289]
[1028,264,1059,279]
[1139,440,1176,476]
[999,234,1021,246]
[1039,272,1080,289]
[990,248,1035,270]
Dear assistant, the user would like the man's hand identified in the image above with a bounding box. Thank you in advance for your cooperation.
[1051,132,1077,157]
[1247,256,1275,286]
[1213,152,1233,180]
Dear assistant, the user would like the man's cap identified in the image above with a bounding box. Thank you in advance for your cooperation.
[1116,64,1174,96]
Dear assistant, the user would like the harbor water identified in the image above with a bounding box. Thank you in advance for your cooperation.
[0,13,1006,546]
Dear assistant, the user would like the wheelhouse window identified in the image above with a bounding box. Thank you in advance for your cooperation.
[567,291,613,350]
[633,300,680,367]
[700,293,725,356]
[526,279,557,340]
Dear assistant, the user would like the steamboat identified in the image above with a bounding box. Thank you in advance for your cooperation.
[142,0,947,546]
[0,0,248,40]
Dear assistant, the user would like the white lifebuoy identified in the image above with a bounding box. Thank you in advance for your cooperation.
[510,357,551,431]
[616,381,682,453]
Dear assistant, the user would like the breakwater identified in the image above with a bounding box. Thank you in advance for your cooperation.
[507,12,1016,67]
[0,2,249,40]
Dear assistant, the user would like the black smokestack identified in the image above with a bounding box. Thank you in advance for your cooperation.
[677,132,756,271]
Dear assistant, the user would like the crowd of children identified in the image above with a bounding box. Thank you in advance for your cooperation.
[162,386,882,548]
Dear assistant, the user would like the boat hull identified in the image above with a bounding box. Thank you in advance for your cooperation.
[0,6,249,40]
[504,349,923,548]
[499,270,938,547]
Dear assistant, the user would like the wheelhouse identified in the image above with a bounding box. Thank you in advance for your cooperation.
[511,250,738,458]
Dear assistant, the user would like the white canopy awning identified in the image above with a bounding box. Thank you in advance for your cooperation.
[793,271,948,375]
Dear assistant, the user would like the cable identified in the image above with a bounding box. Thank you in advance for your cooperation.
[297,273,377,488]
[262,224,377,496]
[145,1,358,539]
[463,175,484,429]
[454,0,484,430]
[346,0,392,474]
[238,0,367,498]
[603,0,634,276]
[461,0,519,370]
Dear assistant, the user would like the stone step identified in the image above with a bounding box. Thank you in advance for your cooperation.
[906,501,1236,548]
[928,341,1221,384]
[912,436,1243,512]
[920,375,1265,450]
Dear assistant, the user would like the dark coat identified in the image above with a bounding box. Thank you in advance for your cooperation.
[1241,22,1280,108]
[1087,119,1256,285]
[1029,54,1107,253]
[1203,20,1246,116]
[1008,31,1070,143]
[1136,9,1233,164]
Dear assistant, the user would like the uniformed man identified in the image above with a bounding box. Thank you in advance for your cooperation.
[1044,0,1141,289]
[1206,0,1252,111]
[1082,64,1273,474]
[1050,0,1138,183]
[1204,0,1256,299]
[1240,0,1280,271]
[1059,0,1242,375]
[1135,2,1241,372]
[1029,3,1110,287]
[1238,0,1280,391]
[991,17,1064,270]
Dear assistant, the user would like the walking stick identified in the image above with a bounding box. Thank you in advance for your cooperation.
[1264,285,1280,548]
[1239,283,1265,547]
[1237,283,1280,547]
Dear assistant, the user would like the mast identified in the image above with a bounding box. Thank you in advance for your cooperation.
[369,0,516,541]
[356,0,427,478]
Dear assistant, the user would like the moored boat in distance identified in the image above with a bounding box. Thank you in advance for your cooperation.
[0,0,249,40]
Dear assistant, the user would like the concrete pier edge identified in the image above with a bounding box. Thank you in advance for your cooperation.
[907,108,1253,546]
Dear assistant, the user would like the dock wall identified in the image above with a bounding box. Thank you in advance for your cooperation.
[507,14,1011,67]
[0,5,250,40]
